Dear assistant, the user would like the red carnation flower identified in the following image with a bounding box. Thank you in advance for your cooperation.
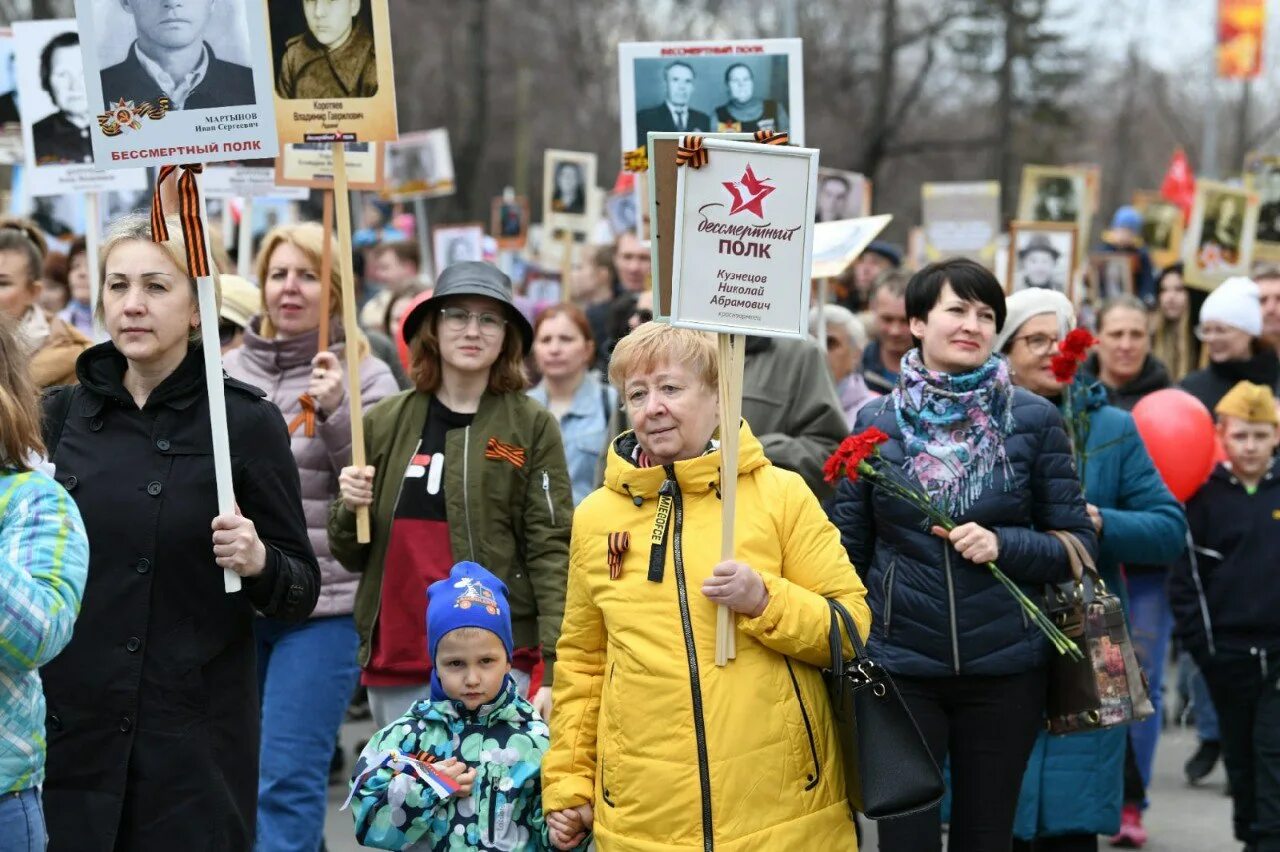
[823,427,891,483]
[1050,353,1079,383]
[1060,328,1096,361]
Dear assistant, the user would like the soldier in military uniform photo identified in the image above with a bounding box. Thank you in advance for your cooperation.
[276,0,378,99]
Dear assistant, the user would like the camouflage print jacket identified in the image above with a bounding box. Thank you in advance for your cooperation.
[348,676,584,851]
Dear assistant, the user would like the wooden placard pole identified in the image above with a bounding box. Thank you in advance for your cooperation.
[237,197,253,278]
[560,230,575,300]
[84,192,103,340]
[332,142,370,544]
[413,196,433,279]
[815,277,828,344]
[716,332,744,666]
[191,170,242,593]
[318,191,334,351]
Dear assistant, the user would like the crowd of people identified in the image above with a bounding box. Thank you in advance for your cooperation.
[1,184,1278,852]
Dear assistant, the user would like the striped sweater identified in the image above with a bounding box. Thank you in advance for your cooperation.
[0,468,88,793]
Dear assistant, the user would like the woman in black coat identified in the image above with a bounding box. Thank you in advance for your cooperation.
[827,260,1095,852]
[39,214,320,852]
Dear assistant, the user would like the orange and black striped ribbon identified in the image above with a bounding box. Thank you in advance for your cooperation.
[135,97,170,120]
[286,393,317,438]
[607,531,631,580]
[753,129,789,146]
[675,135,707,168]
[484,437,526,468]
[151,164,210,278]
[622,146,649,173]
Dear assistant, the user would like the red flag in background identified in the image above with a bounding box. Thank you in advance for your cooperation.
[1217,0,1266,79]
[1160,148,1196,224]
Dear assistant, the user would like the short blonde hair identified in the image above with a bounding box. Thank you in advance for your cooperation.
[96,213,221,344]
[255,221,369,359]
[607,321,718,390]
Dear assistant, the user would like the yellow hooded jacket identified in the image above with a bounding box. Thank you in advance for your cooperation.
[543,421,872,851]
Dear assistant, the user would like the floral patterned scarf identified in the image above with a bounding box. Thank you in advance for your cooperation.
[892,349,1015,516]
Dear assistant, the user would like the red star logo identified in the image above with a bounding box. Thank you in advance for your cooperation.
[722,163,775,218]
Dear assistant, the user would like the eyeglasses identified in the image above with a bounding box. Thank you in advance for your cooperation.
[439,306,507,335]
[1010,333,1059,356]
[1194,324,1239,341]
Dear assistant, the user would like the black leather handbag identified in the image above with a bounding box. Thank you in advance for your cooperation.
[824,598,945,820]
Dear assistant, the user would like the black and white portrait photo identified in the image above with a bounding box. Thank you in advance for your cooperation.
[814,168,868,222]
[1246,155,1280,250]
[91,0,256,111]
[542,149,596,237]
[1184,180,1260,287]
[632,61,710,147]
[1089,254,1135,302]
[270,0,377,99]
[28,30,92,166]
[1032,176,1078,223]
[1007,223,1078,300]
[384,128,454,199]
[0,32,18,127]
[1017,166,1087,228]
[618,39,804,152]
[1141,201,1182,252]
[432,223,484,272]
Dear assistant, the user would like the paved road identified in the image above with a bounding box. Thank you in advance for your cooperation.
[322,713,1235,850]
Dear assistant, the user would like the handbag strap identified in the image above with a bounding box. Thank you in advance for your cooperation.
[826,598,868,676]
[1047,530,1106,597]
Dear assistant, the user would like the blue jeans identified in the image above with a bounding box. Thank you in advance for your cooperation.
[1179,650,1221,741]
[255,615,361,852]
[1127,571,1174,789]
[0,788,45,852]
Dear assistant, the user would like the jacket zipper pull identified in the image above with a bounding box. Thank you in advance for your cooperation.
[541,471,556,526]
[648,478,674,583]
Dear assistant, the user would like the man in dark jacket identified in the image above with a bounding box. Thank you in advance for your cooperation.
[1170,381,1280,852]
[634,61,710,147]
[742,334,848,498]
[861,269,911,393]
[100,0,254,110]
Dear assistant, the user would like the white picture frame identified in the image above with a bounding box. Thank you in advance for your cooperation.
[669,138,818,339]
[618,39,805,152]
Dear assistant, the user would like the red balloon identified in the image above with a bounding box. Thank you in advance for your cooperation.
[1130,389,1217,501]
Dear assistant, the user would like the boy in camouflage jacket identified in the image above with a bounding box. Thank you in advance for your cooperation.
[346,562,576,850]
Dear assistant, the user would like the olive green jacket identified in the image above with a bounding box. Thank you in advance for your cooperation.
[328,389,573,683]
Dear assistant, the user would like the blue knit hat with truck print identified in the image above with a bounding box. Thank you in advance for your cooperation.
[426,561,514,666]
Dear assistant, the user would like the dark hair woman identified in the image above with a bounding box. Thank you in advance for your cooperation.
[331,261,572,728]
[827,258,1096,850]
[38,214,320,851]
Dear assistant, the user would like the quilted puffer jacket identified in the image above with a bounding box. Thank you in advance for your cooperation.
[827,387,1097,678]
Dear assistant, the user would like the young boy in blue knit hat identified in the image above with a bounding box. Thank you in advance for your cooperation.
[346,562,580,850]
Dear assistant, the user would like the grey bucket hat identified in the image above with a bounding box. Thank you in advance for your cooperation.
[401,261,533,353]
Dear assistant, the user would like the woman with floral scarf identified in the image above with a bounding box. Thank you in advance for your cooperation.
[828,258,1096,851]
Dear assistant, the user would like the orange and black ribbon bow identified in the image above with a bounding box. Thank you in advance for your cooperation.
[151,164,210,278]
[484,437,526,468]
[607,531,630,580]
[622,146,649,173]
[675,135,707,168]
[287,393,317,438]
[753,129,789,146]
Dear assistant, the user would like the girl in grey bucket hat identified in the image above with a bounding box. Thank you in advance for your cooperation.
[400,261,534,353]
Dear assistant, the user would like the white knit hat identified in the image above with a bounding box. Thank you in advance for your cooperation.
[993,288,1077,353]
[1198,276,1261,337]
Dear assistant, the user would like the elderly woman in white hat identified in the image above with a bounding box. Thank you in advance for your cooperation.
[1181,276,1279,414]
[995,287,1186,852]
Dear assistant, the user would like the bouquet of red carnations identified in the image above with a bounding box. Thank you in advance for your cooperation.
[825,427,1082,659]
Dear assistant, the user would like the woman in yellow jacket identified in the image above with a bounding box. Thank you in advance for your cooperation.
[542,322,872,851]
